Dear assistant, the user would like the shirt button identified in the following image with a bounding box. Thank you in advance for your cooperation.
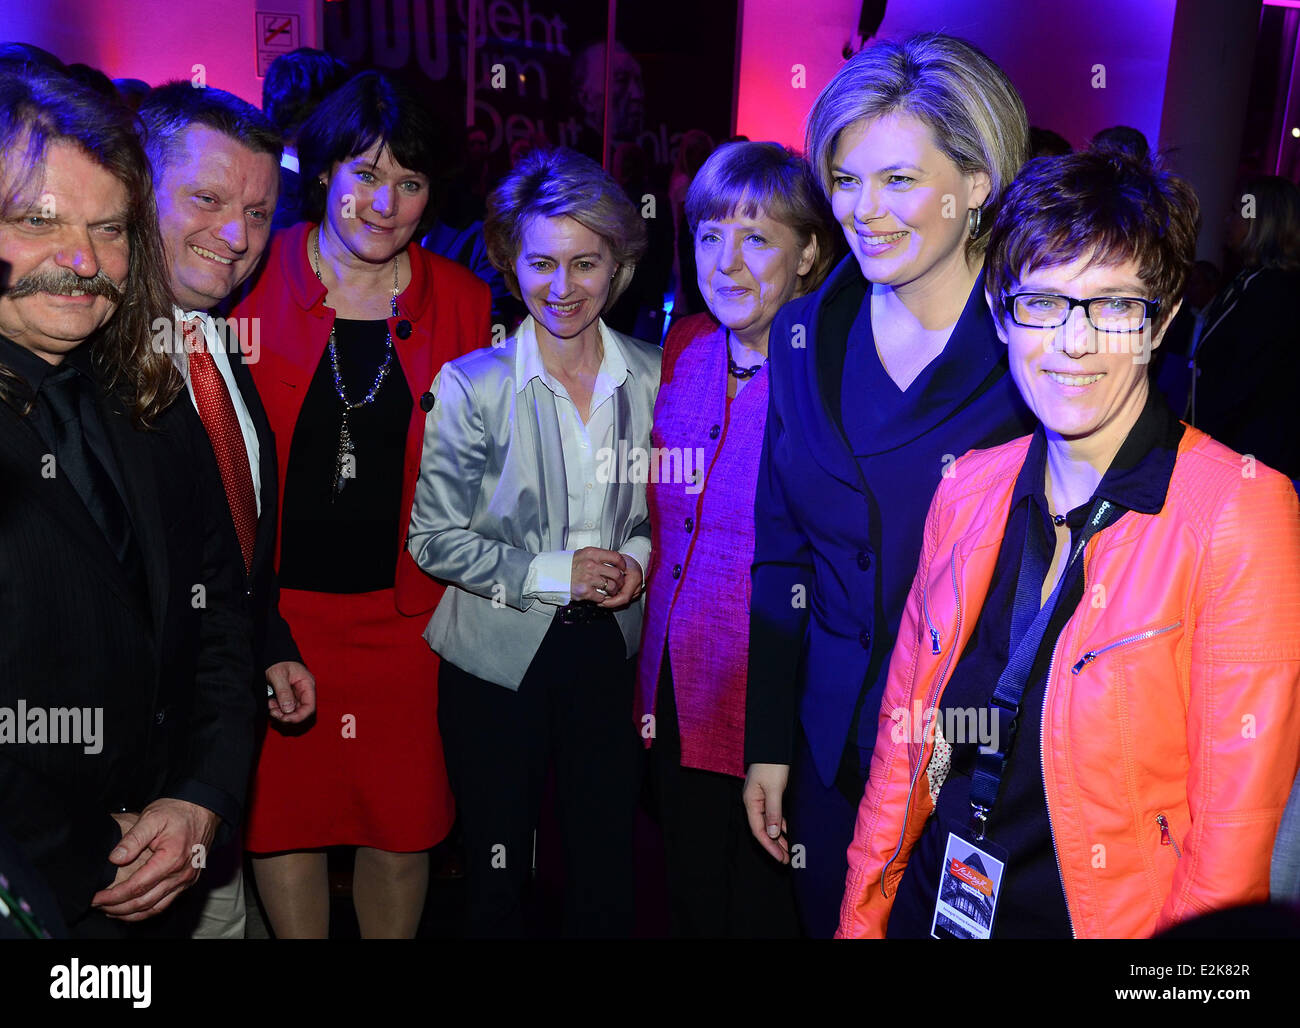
[858,629,871,650]
[857,550,872,571]
[586,482,593,490]
[672,564,682,579]
[584,521,593,529]
[683,517,693,532]
[708,424,720,439]
[395,319,412,339]
[154,709,166,726]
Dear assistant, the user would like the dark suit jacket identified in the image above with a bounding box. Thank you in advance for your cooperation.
[745,257,1036,787]
[0,359,257,924]
[223,344,301,675]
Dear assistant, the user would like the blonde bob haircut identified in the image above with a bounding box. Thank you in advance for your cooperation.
[484,146,648,312]
[805,32,1029,258]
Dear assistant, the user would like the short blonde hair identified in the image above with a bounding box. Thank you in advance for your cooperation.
[484,147,647,311]
[805,33,1028,258]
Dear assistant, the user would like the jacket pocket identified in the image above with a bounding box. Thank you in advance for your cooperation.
[1156,811,1183,858]
[921,579,941,656]
[1070,621,1182,674]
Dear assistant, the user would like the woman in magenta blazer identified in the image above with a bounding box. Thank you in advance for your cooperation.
[231,72,489,937]
[636,142,836,935]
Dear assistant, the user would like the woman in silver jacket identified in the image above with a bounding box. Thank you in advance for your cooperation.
[407,147,658,937]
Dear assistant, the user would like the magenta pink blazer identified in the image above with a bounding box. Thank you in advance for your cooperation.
[636,313,770,777]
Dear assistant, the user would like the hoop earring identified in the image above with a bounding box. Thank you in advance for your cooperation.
[967,206,983,240]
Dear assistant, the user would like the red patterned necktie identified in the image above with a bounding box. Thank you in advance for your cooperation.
[185,317,257,575]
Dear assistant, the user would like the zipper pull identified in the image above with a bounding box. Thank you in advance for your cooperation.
[1156,814,1182,858]
[929,628,941,655]
[1071,651,1097,675]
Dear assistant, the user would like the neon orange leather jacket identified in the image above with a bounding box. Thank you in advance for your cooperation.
[837,426,1300,938]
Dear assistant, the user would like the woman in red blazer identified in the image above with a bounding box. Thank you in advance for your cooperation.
[231,73,489,938]
[636,143,836,935]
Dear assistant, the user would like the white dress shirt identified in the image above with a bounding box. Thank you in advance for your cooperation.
[517,318,653,605]
[179,307,262,515]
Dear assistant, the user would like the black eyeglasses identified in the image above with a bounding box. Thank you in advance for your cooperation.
[1007,293,1160,333]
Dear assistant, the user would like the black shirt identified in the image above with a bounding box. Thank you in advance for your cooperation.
[278,318,413,593]
[0,333,138,560]
[886,388,1184,938]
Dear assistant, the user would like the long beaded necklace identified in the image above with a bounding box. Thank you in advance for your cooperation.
[311,228,400,498]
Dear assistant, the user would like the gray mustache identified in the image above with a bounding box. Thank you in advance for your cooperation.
[6,268,123,303]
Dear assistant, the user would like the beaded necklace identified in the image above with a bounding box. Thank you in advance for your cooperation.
[311,228,400,497]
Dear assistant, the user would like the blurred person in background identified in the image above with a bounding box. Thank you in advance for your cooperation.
[261,48,350,230]
[1191,174,1300,480]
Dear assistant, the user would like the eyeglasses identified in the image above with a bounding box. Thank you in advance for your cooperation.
[1007,293,1160,333]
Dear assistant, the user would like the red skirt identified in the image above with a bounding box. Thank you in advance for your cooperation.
[244,587,455,853]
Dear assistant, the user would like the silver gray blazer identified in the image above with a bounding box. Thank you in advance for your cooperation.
[408,321,661,689]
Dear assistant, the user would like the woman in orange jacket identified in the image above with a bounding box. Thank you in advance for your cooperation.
[838,148,1300,939]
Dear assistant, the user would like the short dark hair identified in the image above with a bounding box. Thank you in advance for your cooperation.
[297,71,440,233]
[0,42,66,75]
[1089,125,1150,163]
[985,150,1200,332]
[261,47,350,140]
[138,81,282,175]
[685,141,838,297]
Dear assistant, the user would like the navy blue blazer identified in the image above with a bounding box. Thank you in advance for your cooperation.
[745,256,1036,787]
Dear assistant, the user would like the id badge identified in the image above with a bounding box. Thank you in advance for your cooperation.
[929,829,1008,939]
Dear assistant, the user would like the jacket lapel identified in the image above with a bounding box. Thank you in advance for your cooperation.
[601,382,633,546]
[799,261,871,490]
[227,352,276,575]
[0,398,152,624]
[99,390,169,640]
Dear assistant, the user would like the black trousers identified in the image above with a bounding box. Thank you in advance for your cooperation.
[650,654,801,938]
[787,724,870,938]
[438,614,640,938]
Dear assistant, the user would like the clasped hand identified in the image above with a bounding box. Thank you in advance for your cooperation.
[571,546,643,607]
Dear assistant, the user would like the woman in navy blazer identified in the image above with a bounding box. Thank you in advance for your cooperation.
[741,33,1036,936]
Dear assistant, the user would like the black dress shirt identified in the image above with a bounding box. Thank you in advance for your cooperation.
[886,388,1185,938]
[0,334,144,594]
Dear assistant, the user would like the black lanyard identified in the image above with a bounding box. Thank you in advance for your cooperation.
[968,495,1122,839]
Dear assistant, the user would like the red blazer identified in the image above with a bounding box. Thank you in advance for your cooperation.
[231,220,491,617]
[636,313,769,778]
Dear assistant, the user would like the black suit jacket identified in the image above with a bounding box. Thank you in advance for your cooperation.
[0,367,257,924]
[225,346,301,675]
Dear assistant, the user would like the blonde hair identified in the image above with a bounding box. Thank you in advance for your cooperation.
[805,33,1028,258]
[484,147,647,311]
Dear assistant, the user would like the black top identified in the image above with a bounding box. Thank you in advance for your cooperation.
[0,335,142,583]
[279,317,412,593]
[886,388,1185,938]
